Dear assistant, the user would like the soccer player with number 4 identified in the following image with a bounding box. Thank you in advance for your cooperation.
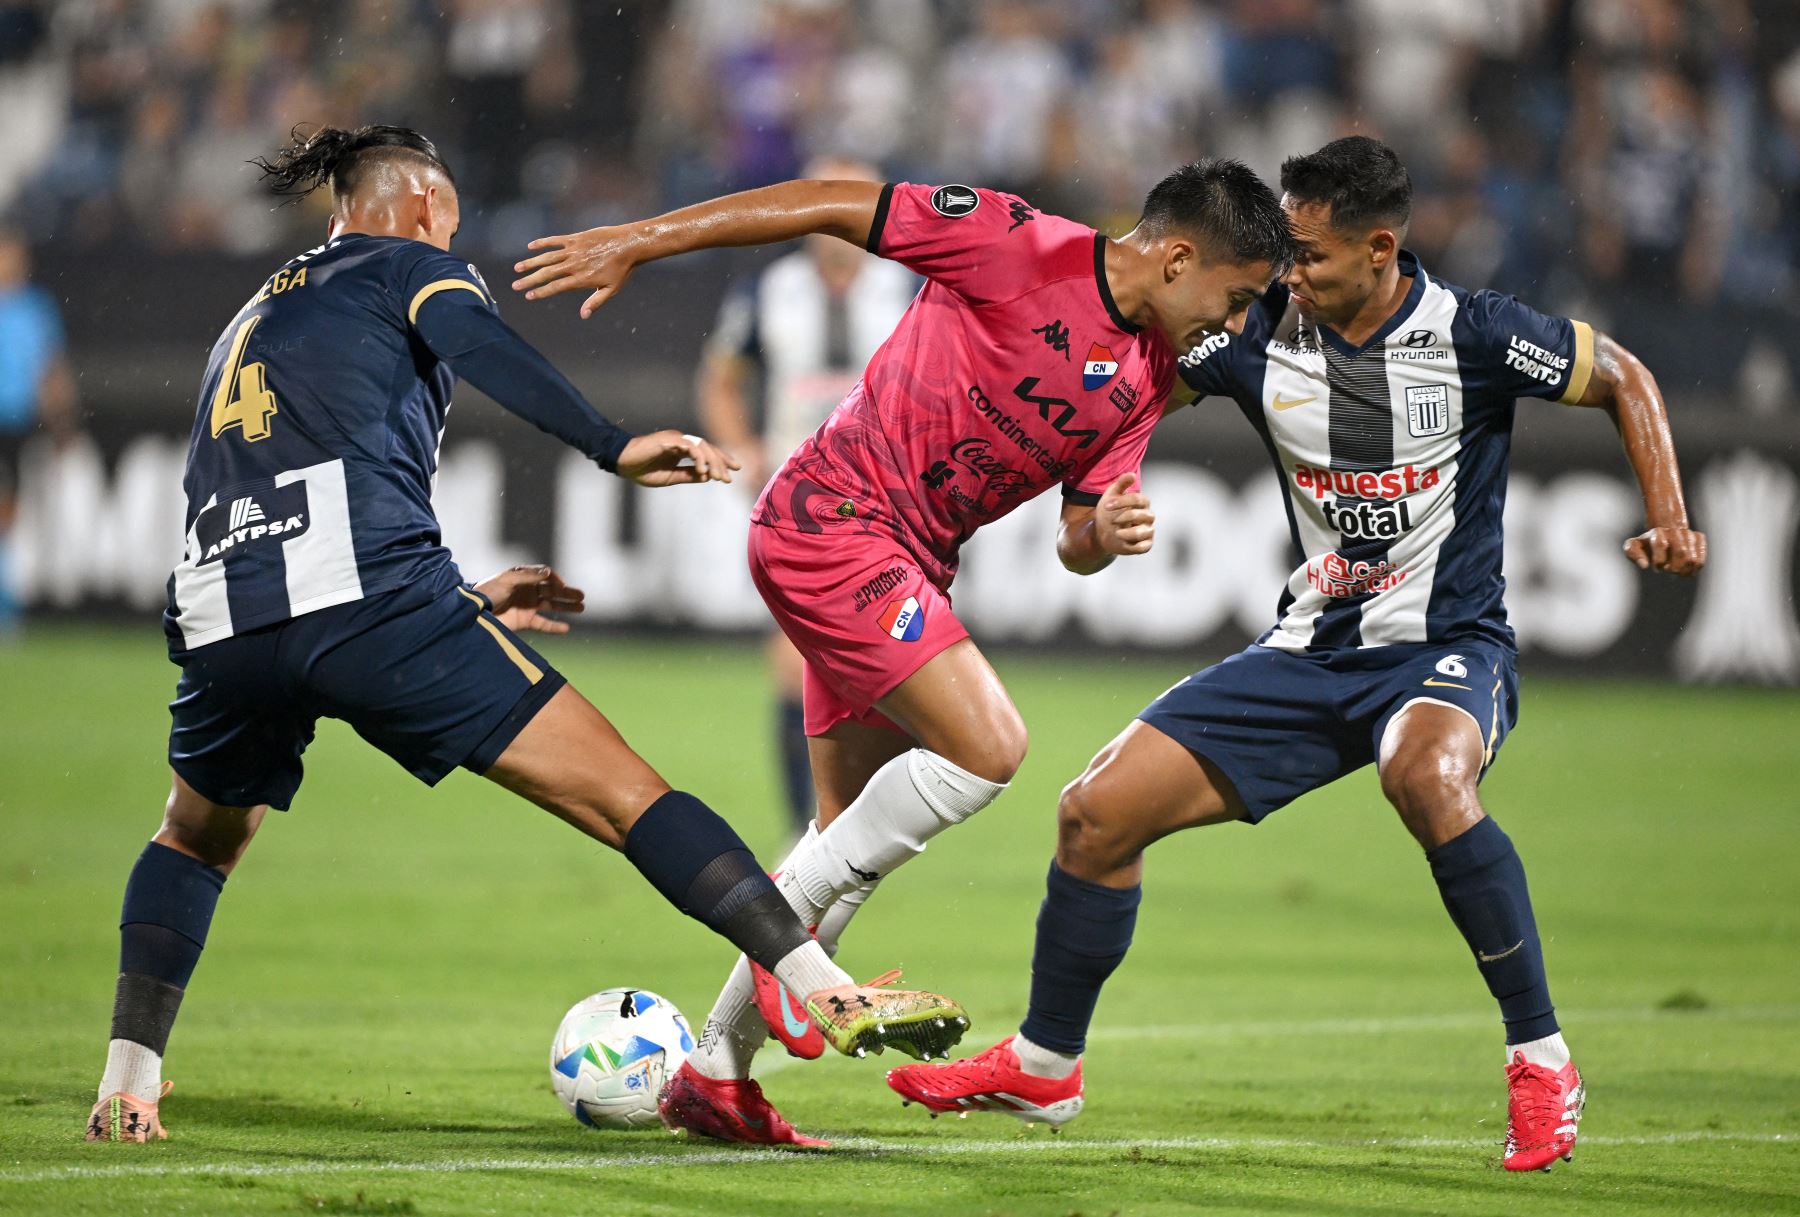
[515,162,1295,1144]
[888,137,1707,1173]
[87,125,966,1144]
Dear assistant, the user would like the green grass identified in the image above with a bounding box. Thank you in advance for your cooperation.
[1,625,1797,1216]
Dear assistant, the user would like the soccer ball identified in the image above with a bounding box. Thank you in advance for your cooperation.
[549,988,694,1129]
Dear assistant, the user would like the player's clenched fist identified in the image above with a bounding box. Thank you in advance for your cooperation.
[512,224,642,318]
[618,429,742,487]
[1624,525,1706,577]
[1096,473,1155,556]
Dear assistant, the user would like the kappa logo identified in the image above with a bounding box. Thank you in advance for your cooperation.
[1082,343,1119,391]
[1033,319,1073,360]
[878,595,925,642]
[1006,199,1036,231]
[931,185,980,218]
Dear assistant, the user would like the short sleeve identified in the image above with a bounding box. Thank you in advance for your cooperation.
[392,245,495,329]
[1063,401,1160,505]
[866,182,1061,303]
[1464,290,1594,404]
[704,283,761,362]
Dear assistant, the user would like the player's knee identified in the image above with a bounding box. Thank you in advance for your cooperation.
[1379,748,1481,841]
[158,784,262,872]
[1054,773,1140,878]
[946,706,1027,786]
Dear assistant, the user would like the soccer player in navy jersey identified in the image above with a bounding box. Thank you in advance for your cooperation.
[889,136,1706,1173]
[85,125,965,1144]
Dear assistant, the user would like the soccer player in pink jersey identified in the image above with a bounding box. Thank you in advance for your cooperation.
[514,162,1294,1143]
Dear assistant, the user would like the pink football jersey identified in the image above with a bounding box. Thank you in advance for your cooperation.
[753,182,1175,588]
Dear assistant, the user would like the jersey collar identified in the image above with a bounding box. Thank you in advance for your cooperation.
[1313,249,1427,359]
[1093,234,1141,334]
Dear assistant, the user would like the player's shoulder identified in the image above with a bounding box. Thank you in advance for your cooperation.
[368,239,494,322]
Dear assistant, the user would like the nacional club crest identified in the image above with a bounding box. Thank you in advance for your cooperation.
[878,595,925,641]
[1082,343,1119,391]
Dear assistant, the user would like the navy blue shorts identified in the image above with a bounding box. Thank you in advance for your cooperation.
[1139,640,1519,822]
[168,576,566,810]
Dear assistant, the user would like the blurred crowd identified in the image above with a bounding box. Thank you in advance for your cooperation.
[0,0,1797,401]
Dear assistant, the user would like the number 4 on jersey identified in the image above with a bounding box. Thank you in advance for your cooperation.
[210,315,279,442]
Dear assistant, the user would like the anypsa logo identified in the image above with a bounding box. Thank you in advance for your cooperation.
[194,482,309,564]
[878,595,925,642]
[1082,344,1119,391]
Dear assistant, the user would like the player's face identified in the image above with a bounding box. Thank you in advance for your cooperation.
[1161,246,1273,350]
[1280,198,1382,325]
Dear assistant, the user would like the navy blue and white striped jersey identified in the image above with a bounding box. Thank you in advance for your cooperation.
[165,234,495,650]
[1179,251,1594,652]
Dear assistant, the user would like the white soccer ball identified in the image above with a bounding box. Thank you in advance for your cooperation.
[549,988,694,1129]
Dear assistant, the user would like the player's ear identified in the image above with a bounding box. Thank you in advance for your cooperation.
[1164,236,1195,283]
[1367,227,1398,271]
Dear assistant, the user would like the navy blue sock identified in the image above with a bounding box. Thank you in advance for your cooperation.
[1428,817,1559,1044]
[119,842,226,986]
[623,790,810,972]
[112,841,227,1053]
[776,697,813,834]
[1019,861,1141,1055]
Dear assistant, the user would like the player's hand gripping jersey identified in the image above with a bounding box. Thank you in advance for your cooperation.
[1179,251,1594,652]
[165,235,628,650]
[753,183,1177,589]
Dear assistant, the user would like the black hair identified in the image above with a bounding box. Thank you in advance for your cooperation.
[1279,136,1412,233]
[1138,158,1295,276]
[251,124,454,202]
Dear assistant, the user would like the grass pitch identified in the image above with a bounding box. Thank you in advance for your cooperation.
[1,625,1796,1216]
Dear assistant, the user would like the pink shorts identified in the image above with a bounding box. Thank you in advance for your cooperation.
[748,523,969,736]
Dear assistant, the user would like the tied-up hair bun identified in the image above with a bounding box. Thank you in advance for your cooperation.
[251,124,451,202]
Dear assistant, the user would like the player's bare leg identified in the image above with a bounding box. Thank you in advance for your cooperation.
[88,775,264,1142]
[1378,702,1582,1171]
[889,720,1244,1123]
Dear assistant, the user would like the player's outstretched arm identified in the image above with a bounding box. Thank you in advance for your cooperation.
[412,290,741,487]
[1056,474,1156,575]
[511,180,884,318]
[1569,332,1706,576]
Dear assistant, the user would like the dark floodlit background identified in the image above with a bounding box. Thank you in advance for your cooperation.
[1,0,1796,682]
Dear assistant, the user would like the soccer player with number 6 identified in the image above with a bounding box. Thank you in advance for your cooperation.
[887,137,1706,1173]
[86,125,965,1144]
[515,162,1296,1143]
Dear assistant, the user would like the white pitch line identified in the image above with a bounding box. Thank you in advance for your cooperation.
[1086,1004,1800,1043]
[2,1131,1791,1185]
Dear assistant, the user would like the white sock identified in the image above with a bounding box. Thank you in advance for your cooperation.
[816,877,875,956]
[98,1038,162,1103]
[687,957,767,1080]
[1509,1030,1571,1070]
[1012,1032,1079,1079]
[774,823,830,927]
[786,749,1006,909]
[770,938,851,998]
